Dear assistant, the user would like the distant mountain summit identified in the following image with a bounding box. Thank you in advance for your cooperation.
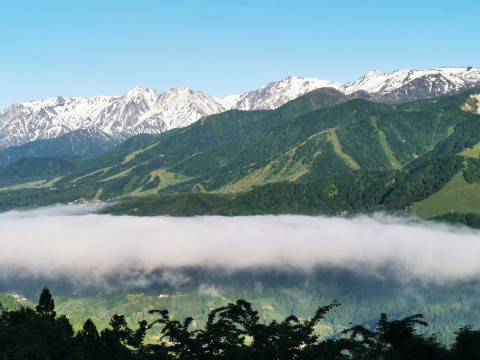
[343,67,480,102]
[1,67,479,149]
[218,76,344,110]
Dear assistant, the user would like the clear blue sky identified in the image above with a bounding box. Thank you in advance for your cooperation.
[0,0,478,109]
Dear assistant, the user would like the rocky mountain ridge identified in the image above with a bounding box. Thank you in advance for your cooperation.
[1,67,479,149]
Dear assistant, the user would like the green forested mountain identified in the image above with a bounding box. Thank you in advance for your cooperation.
[101,155,464,216]
[1,88,480,222]
[0,128,120,167]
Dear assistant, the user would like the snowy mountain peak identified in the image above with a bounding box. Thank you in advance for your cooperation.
[223,75,344,111]
[284,75,305,82]
[365,70,384,77]
[124,86,159,101]
[125,86,148,95]
[172,87,191,93]
[162,87,195,97]
[1,67,480,149]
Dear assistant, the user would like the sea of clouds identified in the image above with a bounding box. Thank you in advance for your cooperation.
[1,204,480,290]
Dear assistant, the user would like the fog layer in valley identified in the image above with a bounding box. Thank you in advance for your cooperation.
[1,205,479,291]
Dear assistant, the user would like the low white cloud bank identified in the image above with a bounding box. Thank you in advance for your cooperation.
[1,205,480,284]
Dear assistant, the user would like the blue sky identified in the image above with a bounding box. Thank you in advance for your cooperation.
[0,0,478,109]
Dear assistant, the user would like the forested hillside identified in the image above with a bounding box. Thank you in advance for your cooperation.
[0,88,480,222]
[0,128,120,167]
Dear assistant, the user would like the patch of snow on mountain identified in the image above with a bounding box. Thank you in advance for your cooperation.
[215,94,241,110]
[228,76,343,110]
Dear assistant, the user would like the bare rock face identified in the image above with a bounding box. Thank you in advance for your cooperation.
[1,67,479,150]
[0,87,225,149]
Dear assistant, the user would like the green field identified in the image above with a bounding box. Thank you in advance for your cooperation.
[411,171,480,218]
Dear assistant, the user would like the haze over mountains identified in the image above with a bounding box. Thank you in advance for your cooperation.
[1,67,480,150]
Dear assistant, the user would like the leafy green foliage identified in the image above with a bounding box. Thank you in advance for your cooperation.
[141,175,161,192]
[376,111,464,165]
[102,193,231,216]
[463,158,480,184]
[3,288,480,359]
[0,292,23,312]
[336,117,391,169]
[431,212,480,229]
[382,156,465,209]
[450,326,480,360]
[344,313,450,360]
[36,287,56,318]
[414,112,480,164]
[0,289,79,359]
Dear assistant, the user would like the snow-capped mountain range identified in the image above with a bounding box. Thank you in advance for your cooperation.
[1,67,480,149]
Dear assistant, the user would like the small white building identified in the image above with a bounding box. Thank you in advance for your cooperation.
[9,293,27,302]
[158,294,169,298]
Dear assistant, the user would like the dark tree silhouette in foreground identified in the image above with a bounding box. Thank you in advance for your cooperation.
[36,286,56,318]
[2,288,480,359]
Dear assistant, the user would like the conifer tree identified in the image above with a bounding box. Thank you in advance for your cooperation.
[36,286,56,318]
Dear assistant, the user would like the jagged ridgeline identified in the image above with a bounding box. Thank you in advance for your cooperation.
[1,88,480,222]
